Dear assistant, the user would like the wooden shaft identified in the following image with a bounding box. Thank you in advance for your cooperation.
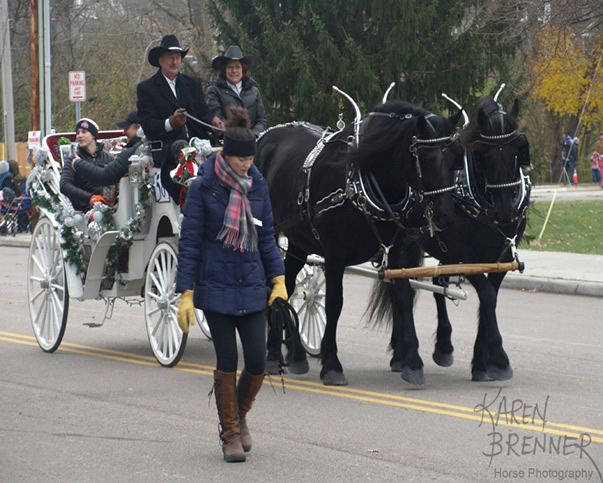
[382,261,521,280]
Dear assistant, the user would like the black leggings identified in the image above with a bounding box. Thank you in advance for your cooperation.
[204,310,266,375]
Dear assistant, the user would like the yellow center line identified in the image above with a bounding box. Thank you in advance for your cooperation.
[2,330,602,443]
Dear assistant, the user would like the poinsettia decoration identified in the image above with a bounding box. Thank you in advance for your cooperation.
[172,146,199,185]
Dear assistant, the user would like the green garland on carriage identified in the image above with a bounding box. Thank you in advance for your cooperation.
[29,155,152,285]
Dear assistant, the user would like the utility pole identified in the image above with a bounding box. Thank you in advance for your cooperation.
[41,0,51,136]
[1,0,17,160]
[30,0,40,131]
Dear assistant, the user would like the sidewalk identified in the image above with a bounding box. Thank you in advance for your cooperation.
[2,232,602,297]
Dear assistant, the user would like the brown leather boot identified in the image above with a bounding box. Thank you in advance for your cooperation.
[213,370,246,462]
[237,369,265,452]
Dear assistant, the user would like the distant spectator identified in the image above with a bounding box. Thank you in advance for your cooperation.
[591,150,601,184]
[566,137,579,185]
[0,160,17,193]
[595,133,603,156]
[561,135,571,161]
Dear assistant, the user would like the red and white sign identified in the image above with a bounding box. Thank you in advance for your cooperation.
[28,130,41,149]
[69,71,86,102]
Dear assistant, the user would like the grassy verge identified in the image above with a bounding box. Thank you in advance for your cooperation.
[523,200,603,255]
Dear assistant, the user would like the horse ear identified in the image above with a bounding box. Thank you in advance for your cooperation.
[449,110,463,126]
[510,99,519,119]
[416,115,428,134]
[477,108,489,132]
[516,135,531,166]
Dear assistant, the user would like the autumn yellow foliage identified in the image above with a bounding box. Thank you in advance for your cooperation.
[529,26,602,130]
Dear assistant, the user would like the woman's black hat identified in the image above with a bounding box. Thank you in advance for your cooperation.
[211,45,254,71]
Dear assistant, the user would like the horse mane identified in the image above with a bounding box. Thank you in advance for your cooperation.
[460,96,518,148]
[347,101,429,170]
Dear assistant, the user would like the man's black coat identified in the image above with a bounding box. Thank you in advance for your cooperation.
[136,70,214,146]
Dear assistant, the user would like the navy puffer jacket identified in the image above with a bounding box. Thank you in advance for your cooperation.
[176,155,284,316]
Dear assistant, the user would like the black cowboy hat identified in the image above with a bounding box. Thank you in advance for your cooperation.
[211,45,254,72]
[148,35,189,68]
[116,111,139,128]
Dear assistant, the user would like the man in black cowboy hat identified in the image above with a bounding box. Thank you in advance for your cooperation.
[136,34,223,201]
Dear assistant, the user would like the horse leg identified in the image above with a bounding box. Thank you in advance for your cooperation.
[389,278,425,385]
[469,273,512,381]
[266,245,309,375]
[319,263,348,386]
[282,245,310,374]
[432,277,454,367]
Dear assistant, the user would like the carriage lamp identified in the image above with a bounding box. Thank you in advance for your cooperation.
[128,155,144,188]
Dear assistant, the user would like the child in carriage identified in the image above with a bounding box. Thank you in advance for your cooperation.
[60,118,139,211]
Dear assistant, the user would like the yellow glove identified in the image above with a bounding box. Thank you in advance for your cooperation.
[268,275,288,307]
[177,290,196,334]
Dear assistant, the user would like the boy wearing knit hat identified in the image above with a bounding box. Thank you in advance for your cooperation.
[60,118,138,211]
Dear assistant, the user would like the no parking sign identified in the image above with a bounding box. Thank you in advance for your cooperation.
[69,71,86,102]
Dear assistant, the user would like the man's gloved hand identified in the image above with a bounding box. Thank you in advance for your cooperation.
[177,290,196,333]
[268,275,288,307]
[89,194,107,206]
[169,108,187,129]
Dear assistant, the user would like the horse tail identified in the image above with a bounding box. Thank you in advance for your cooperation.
[363,239,424,329]
[364,279,394,329]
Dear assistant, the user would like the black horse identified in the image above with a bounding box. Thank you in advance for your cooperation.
[369,96,530,384]
[256,100,463,385]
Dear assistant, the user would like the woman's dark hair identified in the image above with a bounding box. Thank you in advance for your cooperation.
[223,106,255,156]
[218,63,249,78]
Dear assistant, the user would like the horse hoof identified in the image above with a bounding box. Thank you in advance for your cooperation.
[433,348,453,367]
[390,361,404,372]
[401,368,425,385]
[471,370,493,382]
[266,360,285,375]
[287,358,310,375]
[321,370,348,386]
[487,365,513,381]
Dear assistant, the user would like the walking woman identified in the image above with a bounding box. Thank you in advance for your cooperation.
[176,106,286,462]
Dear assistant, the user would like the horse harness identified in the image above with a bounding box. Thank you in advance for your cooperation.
[454,106,532,262]
[274,113,459,268]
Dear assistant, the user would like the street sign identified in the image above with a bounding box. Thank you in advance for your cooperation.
[27,130,41,149]
[69,71,86,102]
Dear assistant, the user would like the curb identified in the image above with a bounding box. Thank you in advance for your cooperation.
[0,236,30,248]
[503,274,603,298]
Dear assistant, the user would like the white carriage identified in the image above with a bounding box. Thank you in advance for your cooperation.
[26,130,210,367]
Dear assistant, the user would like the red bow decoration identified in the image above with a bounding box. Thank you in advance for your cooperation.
[175,160,195,178]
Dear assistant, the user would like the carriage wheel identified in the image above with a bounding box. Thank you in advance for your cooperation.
[144,241,187,367]
[27,217,69,352]
[195,309,212,340]
[289,263,326,356]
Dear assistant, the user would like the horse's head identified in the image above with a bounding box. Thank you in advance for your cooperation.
[351,101,464,231]
[410,110,465,229]
[462,97,530,224]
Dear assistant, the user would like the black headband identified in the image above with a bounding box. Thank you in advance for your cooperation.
[223,135,256,157]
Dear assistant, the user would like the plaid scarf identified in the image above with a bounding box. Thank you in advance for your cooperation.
[214,153,257,252]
